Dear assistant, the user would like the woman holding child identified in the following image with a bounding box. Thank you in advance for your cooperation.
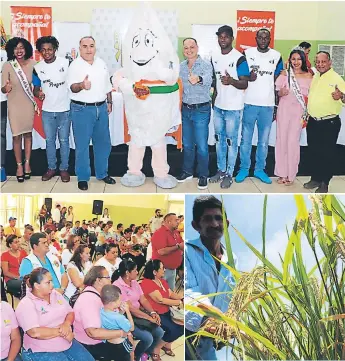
[73,266,129,361]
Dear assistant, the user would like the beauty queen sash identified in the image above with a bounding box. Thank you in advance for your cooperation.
[9,59,40,114]
[289,67,308,128]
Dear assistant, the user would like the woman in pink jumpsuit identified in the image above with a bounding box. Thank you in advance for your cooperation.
[275,49,313,185]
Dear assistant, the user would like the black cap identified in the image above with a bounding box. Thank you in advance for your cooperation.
[216,25,233,37]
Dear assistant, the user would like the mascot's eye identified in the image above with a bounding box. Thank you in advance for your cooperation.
[132,35,140,48]
[144,33,154,47]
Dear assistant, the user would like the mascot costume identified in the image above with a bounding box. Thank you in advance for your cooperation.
[113,4,181,189]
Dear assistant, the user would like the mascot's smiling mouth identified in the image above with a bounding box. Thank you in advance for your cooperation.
[132,53,157,66]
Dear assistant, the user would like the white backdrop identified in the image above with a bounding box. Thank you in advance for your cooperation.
[52,22,91,61]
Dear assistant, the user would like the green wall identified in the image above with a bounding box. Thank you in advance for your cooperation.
[66,203,166,228]
[177,38,345,79]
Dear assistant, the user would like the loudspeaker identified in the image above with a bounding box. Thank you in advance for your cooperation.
[92,200,103,215]
[45,198,52,211]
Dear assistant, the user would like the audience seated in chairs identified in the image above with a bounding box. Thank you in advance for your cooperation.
[72,266,126,361]
[141,260,184,357]
[1,300,22,361]
[94,244,122,280]
[64,245,92,301]
[112,259,165,361]
[16,267,95,361]
[1,235,28,298]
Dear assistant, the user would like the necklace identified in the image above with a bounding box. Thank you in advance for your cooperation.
[153,278,166,292]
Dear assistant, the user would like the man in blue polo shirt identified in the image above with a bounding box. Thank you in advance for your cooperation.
[236,28,284,184]
[19,232,68,293]
[209,25,250,189]
[177,38,213,190]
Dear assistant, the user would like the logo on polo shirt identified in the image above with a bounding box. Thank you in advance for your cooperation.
[3,319,11,326]
[269,59,275,64]
[229,62,234,68]
[57,299,63,305]
[59,67,65,73]
[40,70,46,74]
[41,307,48,314]
[53,261,59,268]
[249,57,255,61]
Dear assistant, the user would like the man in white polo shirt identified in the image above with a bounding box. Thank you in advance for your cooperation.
[67,36,115,191]
[236,28,283,185]
[33,36,71,183]
[209,25,250,189]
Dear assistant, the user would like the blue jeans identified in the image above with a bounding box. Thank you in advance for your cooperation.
[160,312,184,343]
[42,111,71,171]
[132,324,165,360]
[213,106,242,176]
[239,104,274,172]
[164,268,176,291]
[71,102,111,181]
[182,104,210,177]
[21,339,95,361]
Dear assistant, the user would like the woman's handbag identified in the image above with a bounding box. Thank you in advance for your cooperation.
[132,315,158,331]
[170,305,184,325]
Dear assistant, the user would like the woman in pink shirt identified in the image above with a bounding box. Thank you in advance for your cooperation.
[1,301,22,361]
[72,266,126,361]
[113,259,164,361]
[15,267,94,361]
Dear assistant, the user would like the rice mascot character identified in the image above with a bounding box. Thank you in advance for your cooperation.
[112,5,180,189]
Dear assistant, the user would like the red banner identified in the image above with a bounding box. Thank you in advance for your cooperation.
[236,10,275,52]
[10,6,52,138]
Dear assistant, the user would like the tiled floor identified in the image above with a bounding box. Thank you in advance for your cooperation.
[2,175,345,193]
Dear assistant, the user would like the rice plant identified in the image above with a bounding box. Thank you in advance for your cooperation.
[185,195,345,360]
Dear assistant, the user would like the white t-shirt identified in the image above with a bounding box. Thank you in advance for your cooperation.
[150,216,163,233]
[61,249,73,267]
[64,261,92,299]
[52,208,61,223]
[212,48,249,111]
[95,256,122,279]
[67,56,112,103]
[100,215,111,223]
[1,49,7,102]
[48,244,60,257]
[244,47,282,106]
[33,57,70,112]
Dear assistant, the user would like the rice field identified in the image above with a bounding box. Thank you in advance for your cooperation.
[186,195,345,360]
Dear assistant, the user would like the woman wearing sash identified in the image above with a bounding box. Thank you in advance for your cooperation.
[1,37,36,182]
[275,48,313,185]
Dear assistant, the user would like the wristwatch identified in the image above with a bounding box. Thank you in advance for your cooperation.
[150,311,157,315]
[107,100,113,104]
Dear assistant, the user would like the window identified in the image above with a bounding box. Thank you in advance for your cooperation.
[318,44,345,76]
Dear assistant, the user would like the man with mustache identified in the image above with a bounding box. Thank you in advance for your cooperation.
[303,51,345,193]
[185,196,237,360]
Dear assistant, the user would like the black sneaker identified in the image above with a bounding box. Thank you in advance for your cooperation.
[209,170,226,183]
[220,175,233,189]
[303,179,321,189]
[176,171,193,183]
[198,176,208,190]
[315,182,329,193]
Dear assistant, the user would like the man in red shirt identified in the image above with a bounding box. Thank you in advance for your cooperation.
[151,213,184,290]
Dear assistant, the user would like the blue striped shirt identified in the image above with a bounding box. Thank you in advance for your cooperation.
[180,56,213,105]
[185,237,237,332]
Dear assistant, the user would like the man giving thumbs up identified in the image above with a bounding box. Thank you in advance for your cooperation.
[67,36,115,191]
